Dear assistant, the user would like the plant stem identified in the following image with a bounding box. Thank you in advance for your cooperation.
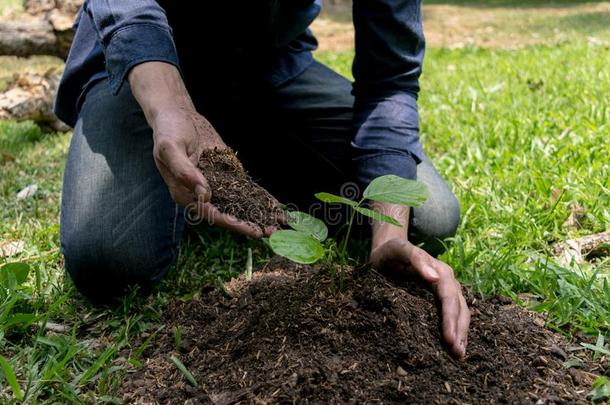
[340,205,358,262]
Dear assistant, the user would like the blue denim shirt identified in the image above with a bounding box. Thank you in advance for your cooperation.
[55,0,425,184]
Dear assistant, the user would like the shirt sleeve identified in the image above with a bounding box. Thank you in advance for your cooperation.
[351,0,425,185]
[84,0,180,94]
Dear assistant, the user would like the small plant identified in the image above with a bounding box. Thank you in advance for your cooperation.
[269,175,428,283]
[590,376,610,402]
[0,262,38,337]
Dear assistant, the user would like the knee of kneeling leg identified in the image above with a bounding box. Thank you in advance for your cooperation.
[412,194,461,241]
[436,195,461,239]
[62,231,176,303]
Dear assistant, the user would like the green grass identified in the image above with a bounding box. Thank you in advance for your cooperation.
[0,0,21,14]
[1,20,609,405]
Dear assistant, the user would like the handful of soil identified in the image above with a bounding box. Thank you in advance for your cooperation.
[198,148,282,231]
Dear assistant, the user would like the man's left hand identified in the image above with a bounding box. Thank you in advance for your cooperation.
[369,202,470,360]
[370,239,470,359]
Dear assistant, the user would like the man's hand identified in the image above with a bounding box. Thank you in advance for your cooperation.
[369,202,470,359]
[128,62,269,238]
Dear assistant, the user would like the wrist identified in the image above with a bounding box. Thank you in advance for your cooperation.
[128,62,195,124]
[370,202,409,251]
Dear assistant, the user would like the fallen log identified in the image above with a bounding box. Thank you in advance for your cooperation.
[553,231,610,266]
[24,0,82,16]
[0,18,70,58]
[0,68,68,131]
[0,0,82,59]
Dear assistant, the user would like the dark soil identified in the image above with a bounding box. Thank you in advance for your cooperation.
[121,259,599,404]
[198,148,282,230]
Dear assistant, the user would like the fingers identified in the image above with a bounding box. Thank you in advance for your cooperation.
[263,225,281,237]
[274,210,288,225]
[437,275,460,355]
[383,240,441,283]
[155,141,210,203]
[456,293,471,358]
[159,168,198,207]
[196,202,263,239]
[370,239,471,360]
[435,264,470,360]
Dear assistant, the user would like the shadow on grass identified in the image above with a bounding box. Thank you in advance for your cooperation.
[553,10,610,33]
[321,0,610,24]
[412,0,608,8]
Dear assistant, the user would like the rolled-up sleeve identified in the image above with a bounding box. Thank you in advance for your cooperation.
[352,0,425,185]
[84,0,179,94]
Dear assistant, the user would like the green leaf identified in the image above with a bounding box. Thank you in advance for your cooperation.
[0,262,30,289]
[363,175,428,207]
[287,211,328,242]
[590,376,610,401]
[169,355,198,387]
[174,326,182,352]
[353,206,401,226]
[4,313,36,329]
[0,355,23,401]
[580,342,610,357]
[314,192,357,207]
[78,345,117,385]
[269,230,325,264]
[36,336,64,350]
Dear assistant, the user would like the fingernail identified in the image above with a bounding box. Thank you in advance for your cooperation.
[195,184,211,202]
[423,265,439,280]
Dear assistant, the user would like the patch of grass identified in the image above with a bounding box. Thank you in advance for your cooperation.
[421,43,610,335]
[0,0,21,15]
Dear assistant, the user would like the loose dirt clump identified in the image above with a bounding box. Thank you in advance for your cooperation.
[121,259,598,404]
[198,148,282,231]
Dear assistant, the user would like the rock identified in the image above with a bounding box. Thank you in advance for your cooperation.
[0,240,25,257]
[16,184,38,200]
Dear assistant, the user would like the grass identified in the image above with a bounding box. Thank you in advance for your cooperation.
[0,0,20,14]
[1,3,610,403]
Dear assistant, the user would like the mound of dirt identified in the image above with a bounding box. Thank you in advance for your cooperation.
[198,148,282,231]
[121,259,597,404]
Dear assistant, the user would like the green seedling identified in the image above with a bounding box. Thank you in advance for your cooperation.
[269,175,428,286]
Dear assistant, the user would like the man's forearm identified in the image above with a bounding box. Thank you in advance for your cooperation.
[128,62,195,126]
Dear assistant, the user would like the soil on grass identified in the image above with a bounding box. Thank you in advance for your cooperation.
[121,259,600,404]
[198,148,282,231]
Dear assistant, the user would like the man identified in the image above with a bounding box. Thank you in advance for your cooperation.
[55,1,470,359]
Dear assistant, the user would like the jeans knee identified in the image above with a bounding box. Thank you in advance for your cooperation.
[61,227,177,303]
[410,193,461,256]
[421,193,461,239]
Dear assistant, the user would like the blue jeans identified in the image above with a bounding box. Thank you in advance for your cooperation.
[61,61,460,302]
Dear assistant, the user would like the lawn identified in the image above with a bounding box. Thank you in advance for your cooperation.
[1,1,610,403]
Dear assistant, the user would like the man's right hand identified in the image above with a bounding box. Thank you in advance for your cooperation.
[128,62,268,238]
